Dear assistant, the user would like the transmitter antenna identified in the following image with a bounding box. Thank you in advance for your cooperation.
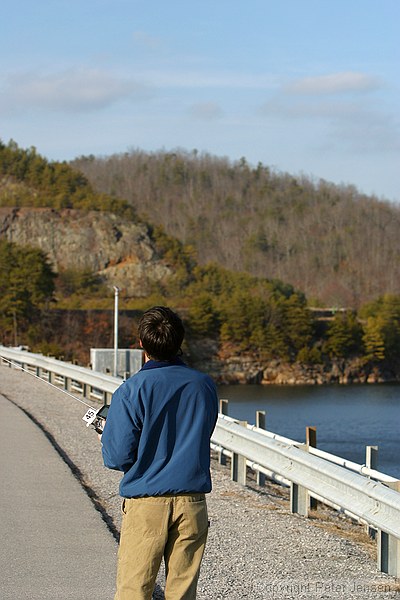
[2,357,94,408]
[1,357,110,432]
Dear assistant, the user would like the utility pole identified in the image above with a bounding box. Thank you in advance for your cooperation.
[113,286,119,377]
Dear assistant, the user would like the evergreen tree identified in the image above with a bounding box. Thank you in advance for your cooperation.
[362,316,386,362]
[0,139,136,218]
[360,295,400,362]
[281,293,314,353]
[324,312,363,358]
[0,240,55,345]
[379,295,400,361]
[188,292,219,337]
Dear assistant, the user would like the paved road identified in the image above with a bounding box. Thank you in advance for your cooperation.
[0,393,117,600]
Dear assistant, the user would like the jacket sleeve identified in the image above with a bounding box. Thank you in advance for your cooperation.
[101,382,143,472]
[207,377,219,437]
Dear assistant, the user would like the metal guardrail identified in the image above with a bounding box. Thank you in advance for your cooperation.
[0,346,121,403]
[213,417,400,531]
[247,422,398,484]
[211,417,400,578]
[1,346,400,577]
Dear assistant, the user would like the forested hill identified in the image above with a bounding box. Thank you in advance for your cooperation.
[3,140,400,380]
[72,150,400,308]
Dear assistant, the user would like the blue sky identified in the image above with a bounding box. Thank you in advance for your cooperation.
[1,0,399,201]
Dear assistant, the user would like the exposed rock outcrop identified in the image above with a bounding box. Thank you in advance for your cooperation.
[187,339,400,385]
[0,207,172,296]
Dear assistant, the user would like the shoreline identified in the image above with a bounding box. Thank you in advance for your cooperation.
[190,354,400,386]
[216,378,400,386]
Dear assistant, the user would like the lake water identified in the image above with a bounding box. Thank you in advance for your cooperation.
[217,384,400,479]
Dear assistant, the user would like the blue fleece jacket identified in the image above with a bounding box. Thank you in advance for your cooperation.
[101,358,219,498]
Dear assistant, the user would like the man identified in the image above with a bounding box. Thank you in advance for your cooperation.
[101,306,219,600]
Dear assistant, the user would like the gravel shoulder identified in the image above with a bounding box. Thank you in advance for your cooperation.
[1,364,399,599]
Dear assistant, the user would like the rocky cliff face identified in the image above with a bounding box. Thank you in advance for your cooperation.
[200,355,400,385]
[0,207,172,296]
[187,339,400,385]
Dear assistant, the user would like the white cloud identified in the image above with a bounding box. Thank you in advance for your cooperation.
[284,72,381,95]
[0,68,151,114]
[259,89,400,155]
[189,102,223,120]
[260,97,362,120]
[138,69,276,90]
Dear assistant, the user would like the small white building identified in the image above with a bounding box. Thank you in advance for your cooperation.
[90,348,143,378]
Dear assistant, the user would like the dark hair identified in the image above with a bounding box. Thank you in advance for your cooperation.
[138,306,185,361]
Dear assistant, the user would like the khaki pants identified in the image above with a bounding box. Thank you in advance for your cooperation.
[115,494,208,600]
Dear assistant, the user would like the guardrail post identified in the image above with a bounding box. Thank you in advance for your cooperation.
[306,426,318,510]
[306,426,317,449]
[378,530,400,578]
[219,399,229,465]
[231,420,247,485]
[366,445,378,470]
[48,371,54,384]
[64,377,72,392]
[219,398,228,415]
[36,366,42,378]
[256,411,266,486]
[290,482,309,517]
[378,481,400,577]
[290,444,309,517]
[104,391,113,405]
[83,383,90,399]
[366,445,379,538]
